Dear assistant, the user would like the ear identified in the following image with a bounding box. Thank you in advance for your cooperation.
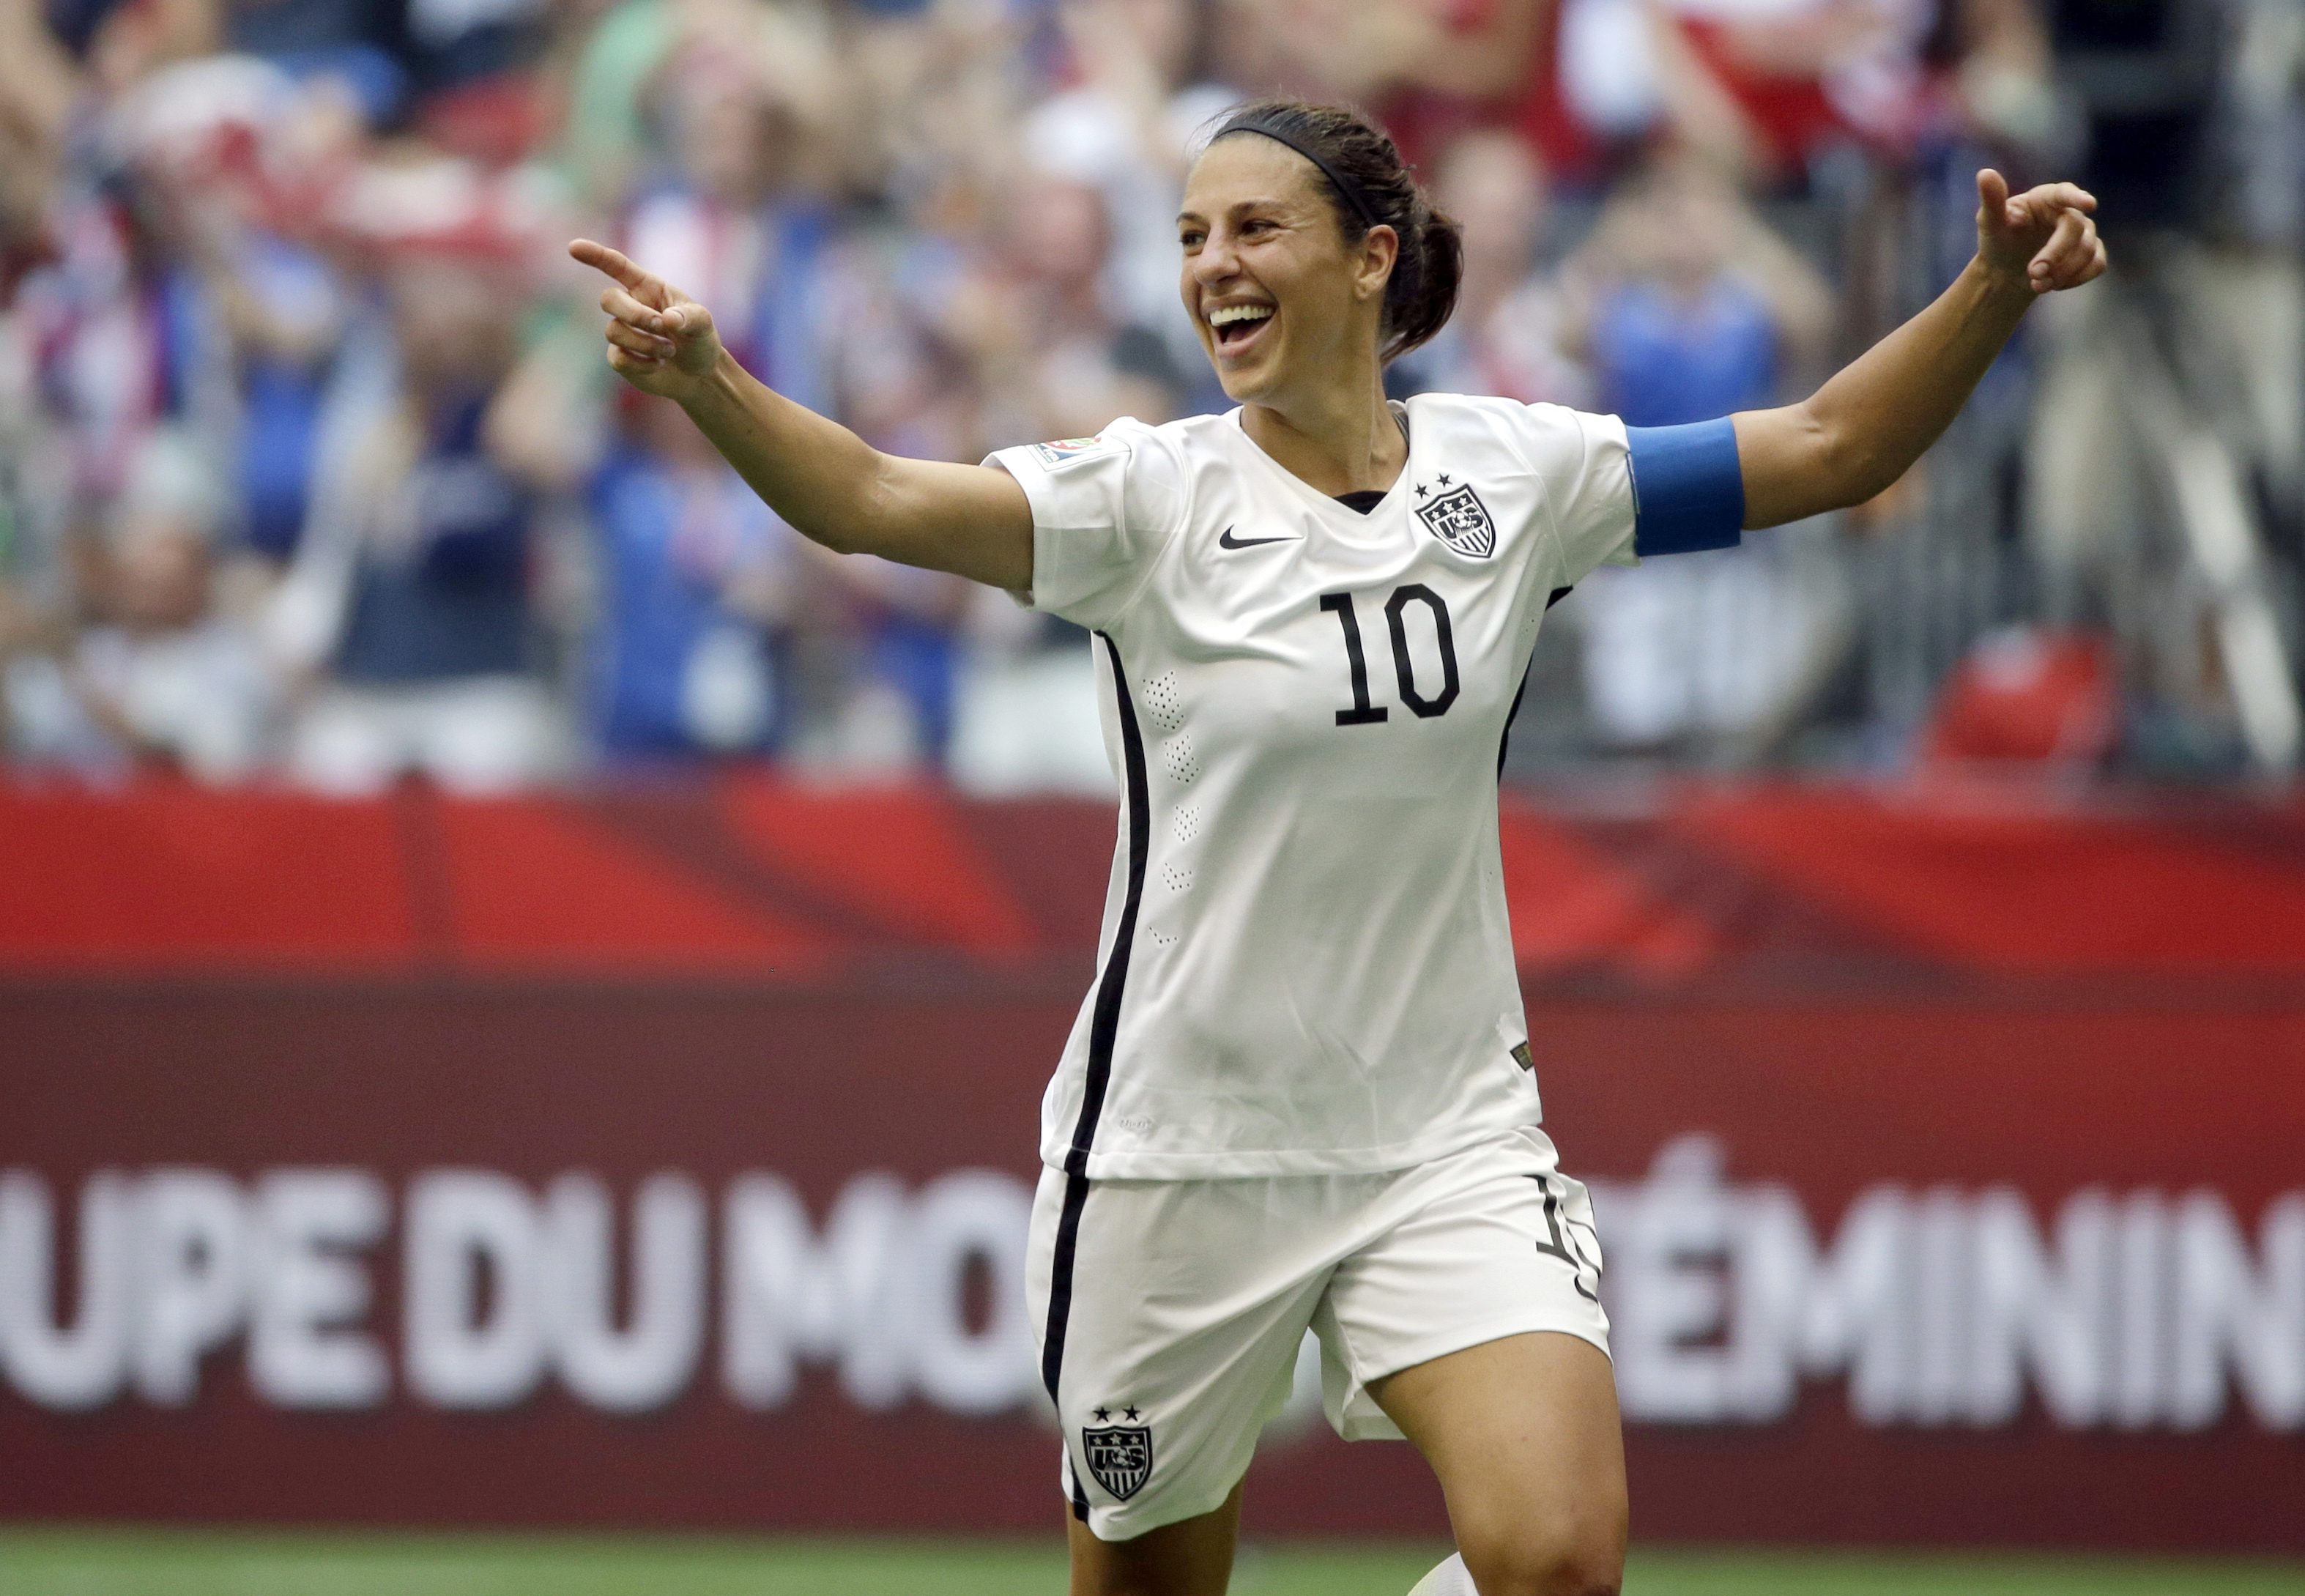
[1356,223,1400,301]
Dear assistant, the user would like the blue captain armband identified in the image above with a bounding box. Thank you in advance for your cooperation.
[1625,418,1745,556]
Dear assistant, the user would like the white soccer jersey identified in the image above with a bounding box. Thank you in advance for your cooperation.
[990,395,1734,1181]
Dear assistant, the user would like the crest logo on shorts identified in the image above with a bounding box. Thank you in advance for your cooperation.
[1081,1421,1153,1500]
[1417,481,1496,559]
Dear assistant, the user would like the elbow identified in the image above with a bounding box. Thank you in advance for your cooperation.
[808,453,899,558]
[1743,404,1903,529]
[788,511,861,557]
[1806,412,1904,517]
[809,520,866,558]
[1836,445,1912,515]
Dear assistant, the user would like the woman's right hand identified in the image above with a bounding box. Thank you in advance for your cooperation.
[569,239,725,404]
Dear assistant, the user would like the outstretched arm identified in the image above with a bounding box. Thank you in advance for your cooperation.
[1732,171,2106,530]
[570,240,1034,590]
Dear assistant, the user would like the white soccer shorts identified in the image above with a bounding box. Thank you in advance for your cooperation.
[1025,1125,1608,1540]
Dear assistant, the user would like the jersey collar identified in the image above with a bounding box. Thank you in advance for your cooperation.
[1222,401,1415,524]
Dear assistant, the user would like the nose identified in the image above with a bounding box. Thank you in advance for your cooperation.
[1190,226,1240,294]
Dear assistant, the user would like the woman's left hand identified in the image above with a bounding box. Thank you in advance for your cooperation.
[1975,169,2107,296]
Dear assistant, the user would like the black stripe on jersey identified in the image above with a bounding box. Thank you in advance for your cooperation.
[1042,632,1152,1518]
[1497,671,1529,779]
[1496,590,1570,779]
[1071,631,1151,1175]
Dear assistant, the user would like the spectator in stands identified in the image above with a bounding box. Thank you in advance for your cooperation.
[1402,127,1591,407]
[0,0,2290,787]
[111,53,365,561]
[622,37,839,413]
[401,0,546,103]
[1564,154,1832,426]
[581,390,799,762]
[1024,0,1236,392]
[16,44,240,565]
[0,7,78,294]
[221,0,407,124]
[817,171,1178,776]
[961,173,1185,445]
[1562,155,1838,751]
[278,246,564,793]
[3,428,275,782]
[1550,0,1940,186]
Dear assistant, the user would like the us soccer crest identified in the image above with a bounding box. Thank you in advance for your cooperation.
[1081,1422,1153,1500]
[1417,482,1496,558]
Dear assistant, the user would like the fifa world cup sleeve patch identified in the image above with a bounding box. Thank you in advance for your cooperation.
[1031,434,1126,469]
[1625,417,1745,556]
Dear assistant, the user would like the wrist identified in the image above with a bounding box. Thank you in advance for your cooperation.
[1965,253,2036,311]
[678,346,746,415]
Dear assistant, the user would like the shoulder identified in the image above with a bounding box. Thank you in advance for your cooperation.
[987,416,1202,538]
[1006,413,1209,470]
[1042,412,1229,504]
[1406,392,1625,469]
[998,417,1175,491]
[1130,409,1241,465]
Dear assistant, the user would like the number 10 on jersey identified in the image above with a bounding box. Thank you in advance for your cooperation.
[1320,587,1460,726]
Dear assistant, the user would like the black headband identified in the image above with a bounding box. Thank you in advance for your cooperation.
[1218,119,1383,231]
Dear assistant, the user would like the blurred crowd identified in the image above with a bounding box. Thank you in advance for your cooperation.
[0,0,2299,794]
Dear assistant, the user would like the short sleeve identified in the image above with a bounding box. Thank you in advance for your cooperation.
[983,421,1185,632]
[1527,407,1640,584]
[1518,407,1746,587]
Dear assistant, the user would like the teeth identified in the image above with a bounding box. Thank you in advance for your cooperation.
[1209,305,1274,327]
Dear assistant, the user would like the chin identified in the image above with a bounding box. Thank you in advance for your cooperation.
[1211,357,1278,406]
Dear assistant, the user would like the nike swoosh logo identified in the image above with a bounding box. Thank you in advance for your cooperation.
[1217,527,1299,549]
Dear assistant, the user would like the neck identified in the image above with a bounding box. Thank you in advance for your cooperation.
[1239,360,1405,498]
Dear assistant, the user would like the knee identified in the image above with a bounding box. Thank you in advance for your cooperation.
[1456,1523,1623,1596]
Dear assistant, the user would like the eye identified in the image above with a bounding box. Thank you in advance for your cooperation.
[1179,228,1204,249]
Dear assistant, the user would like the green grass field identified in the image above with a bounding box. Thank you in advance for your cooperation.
[0,1532,2298,1596]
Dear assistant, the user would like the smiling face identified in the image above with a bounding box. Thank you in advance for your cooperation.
[1177,133,1396,409]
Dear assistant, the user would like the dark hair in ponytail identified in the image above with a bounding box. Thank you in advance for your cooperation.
[1206,100,1463,364]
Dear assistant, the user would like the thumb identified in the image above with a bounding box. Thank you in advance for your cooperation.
[1975,168,2011,229]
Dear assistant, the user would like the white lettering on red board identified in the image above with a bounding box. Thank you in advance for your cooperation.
[1592,1137,2305,1432]
[0,1148,2298,1433]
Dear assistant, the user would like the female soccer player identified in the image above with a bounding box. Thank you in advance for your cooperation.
[574,100,2104,1596]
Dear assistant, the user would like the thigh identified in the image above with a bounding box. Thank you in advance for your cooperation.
[1027,1169,1326,1547]
[1315,1129,1607,1444]
[1316,1131,1621,1592]
[1065,1480,1242,1596]
[1372,1332,1626,1593]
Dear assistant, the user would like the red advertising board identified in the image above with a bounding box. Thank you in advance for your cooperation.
[2,780,2301,1548]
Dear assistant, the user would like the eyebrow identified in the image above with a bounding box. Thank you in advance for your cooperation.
[1176,197,1292,226]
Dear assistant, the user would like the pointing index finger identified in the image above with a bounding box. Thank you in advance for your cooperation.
[568,240,664,303]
